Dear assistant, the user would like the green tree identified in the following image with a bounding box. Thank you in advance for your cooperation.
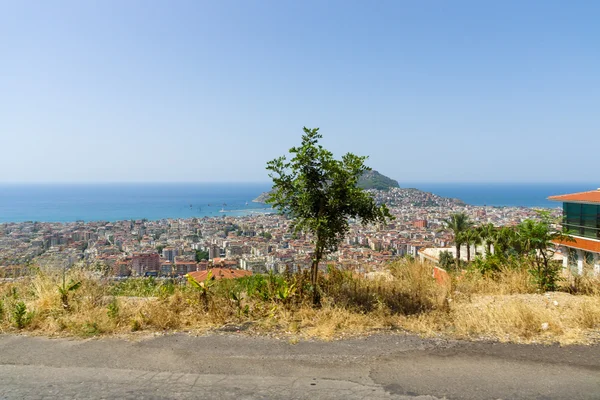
[515,213,573,291]
[438,250,455,271]
[260,231,273,240]
[477,223,497,256]
[440,212,473,269]
[266,127,393,305]
[195,250,209,262]
[493,226,518,257]
[460,228,481,262]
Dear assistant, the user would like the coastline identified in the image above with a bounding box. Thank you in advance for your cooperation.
[0,181,587,224]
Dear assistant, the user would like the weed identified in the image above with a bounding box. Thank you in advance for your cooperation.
[81,321,101,337]
[186,271,215,311]
[12,301,28,329]
[58,279,82,310]
[1,260,599,344]
[130,319,141,332]
[107,297,119,319]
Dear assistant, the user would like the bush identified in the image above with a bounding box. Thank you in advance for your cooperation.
[529,259,563,292]
[107,297,119,320]
[438,250,455,271]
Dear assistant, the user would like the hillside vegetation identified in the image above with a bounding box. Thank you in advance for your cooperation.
[1,261,598,344]
[357,170,400,190]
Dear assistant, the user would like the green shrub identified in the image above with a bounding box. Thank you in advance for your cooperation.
[81,321,101,337]
[12,301,28,329]
[111,277,161,297]
[107,297,119,319]
[438,250,455,271]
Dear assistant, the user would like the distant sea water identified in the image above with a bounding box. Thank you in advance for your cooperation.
[0,183,273,223]
[401,182,598,209]
[0,182,597,224]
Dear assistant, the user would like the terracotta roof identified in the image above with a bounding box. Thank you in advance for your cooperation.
[553,237,600,253]
[187,268,252,282]
[548,190,600,204]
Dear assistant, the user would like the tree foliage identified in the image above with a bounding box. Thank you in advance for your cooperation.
[449,210,574,291]
[195,250,209,262]
[266,127,393,304]
[440,212,473,269]
[438,250,455,271]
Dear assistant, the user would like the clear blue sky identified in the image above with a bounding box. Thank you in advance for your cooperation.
[1,1,598,183]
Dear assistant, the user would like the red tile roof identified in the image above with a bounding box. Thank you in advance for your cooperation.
[548,190,600,204]
[187,268,252,282]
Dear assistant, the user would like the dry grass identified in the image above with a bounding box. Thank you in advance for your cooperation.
[404,292,600,344]
[453,268,537,297]
[1,261,599,344]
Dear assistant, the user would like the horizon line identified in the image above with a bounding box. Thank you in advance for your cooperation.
[0,181,598,185]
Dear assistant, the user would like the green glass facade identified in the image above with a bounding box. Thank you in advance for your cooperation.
[563,202,600,239]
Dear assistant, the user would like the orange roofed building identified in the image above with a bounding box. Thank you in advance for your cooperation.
[186,268,252,283]
[548,189,600,275]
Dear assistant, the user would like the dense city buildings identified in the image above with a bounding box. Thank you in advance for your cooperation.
[0,188,563,278]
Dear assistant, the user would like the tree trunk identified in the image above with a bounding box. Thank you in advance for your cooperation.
[466,243,471,262]
[455,243,461,270]
[487,242,492,256]
[311,245,322,306]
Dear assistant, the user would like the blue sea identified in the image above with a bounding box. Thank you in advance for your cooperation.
[400,182,597,209]
[0,182,597,223]
[0,183,273,223]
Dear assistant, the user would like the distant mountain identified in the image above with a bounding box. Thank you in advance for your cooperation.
[357,170,400,190]
[253,170,399,203]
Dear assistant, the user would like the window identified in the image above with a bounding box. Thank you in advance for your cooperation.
[563,202,600,239]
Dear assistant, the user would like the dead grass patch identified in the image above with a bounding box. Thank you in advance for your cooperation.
[1,261,598,344]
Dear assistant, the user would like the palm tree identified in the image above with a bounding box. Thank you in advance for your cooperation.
[493,226,517,257]
[478,223,497,256]
[460,228,480,262]
[441,212,473,269]
[515,218,573,290]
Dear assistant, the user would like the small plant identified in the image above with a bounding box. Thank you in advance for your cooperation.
[276,281,296,306]
[159,280,176,297]
[0,299,5,322]
[229,289,245,317]
[81,321,101,337]
[130,319,141,332]
[107,297,119,319]
[12,301,28,329]
[58,269,81,310]
[186,270,215,311]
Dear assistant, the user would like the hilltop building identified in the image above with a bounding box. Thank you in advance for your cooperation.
[549,189,600,275]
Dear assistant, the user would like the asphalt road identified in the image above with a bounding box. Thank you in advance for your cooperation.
[0,333,599,399]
